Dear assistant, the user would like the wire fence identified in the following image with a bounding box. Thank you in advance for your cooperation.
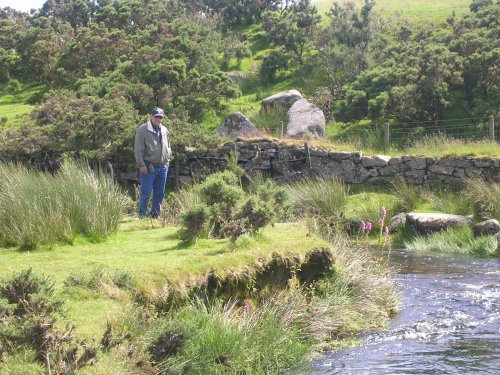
[333,115,498,149]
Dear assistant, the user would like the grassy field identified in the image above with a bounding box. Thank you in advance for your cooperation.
[0,85,45,129]
[313,0,471,24]
[0,219,329,338]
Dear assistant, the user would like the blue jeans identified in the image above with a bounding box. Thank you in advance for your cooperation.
[139,162,168,218]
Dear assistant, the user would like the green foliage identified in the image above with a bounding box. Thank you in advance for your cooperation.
[235,196,275,234]
[65,266,135,291]
[200,171,243,207]
[0,161,127,249]
[149,297,309,374]
[262,0,321,66]
[180,204,211,241]
[405,225,498,257]
[259,50,289,81]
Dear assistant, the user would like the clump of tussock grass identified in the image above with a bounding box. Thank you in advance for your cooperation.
[405,225,498,257]
[147,296,310,374]
[0,160,127,249]
[463,177,500,220]
[390,176,429,213]
[314,234,399,333]
[428,187,474,216]
[288,177,350,232]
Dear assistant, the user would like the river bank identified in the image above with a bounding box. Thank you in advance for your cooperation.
[306,249,500,374]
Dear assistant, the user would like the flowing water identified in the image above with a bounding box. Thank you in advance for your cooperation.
[306,250,500,374]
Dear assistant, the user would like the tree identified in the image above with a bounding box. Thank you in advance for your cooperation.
[262,0,320,66]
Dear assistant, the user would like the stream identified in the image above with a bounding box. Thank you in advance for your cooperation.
[306,250,500,374]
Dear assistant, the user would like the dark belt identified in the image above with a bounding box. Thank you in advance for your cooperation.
[145,161,167,167]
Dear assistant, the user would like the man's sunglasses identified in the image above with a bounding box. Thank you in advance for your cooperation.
[154,116,164,119]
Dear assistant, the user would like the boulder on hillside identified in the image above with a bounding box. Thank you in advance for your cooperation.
[215,112,262,139]
[286,99,325,139]
[406,212,473,235]
[261,90,303,113]
[472,219,500,236]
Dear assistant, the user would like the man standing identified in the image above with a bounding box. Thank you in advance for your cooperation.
[134,107,171,218]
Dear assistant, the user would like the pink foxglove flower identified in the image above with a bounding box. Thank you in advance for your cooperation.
[384,226,390,235]
[360,221,366,232]
[366,222,373,232]
[381,207,387,218]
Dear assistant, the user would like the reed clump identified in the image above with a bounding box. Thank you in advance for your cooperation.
[0,161,127,249]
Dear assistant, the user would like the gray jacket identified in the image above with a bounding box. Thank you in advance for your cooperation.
[134,120,171,168]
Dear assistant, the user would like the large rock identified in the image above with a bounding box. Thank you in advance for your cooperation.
[215,112,261,139]
[406,212,473,235]
[472,219,500,236]
[261,90,303,113]
[286,99,325,139]
[389,213,407,232]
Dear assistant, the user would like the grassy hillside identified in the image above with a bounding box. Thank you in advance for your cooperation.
[313,0,471,24]
[0,85,44,129]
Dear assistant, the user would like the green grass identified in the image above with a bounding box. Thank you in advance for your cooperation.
[314,0,471,24]
[0,161,128,249]
[0,220,328,336]
[0,84,45,129]
[405,225,498,257]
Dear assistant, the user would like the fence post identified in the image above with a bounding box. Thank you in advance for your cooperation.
[174,150,180,191]
[383,123,390,149]
[304,142,312,169]
[488,115,495,141]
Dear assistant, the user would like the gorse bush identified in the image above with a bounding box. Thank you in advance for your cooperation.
[0,161,127,249]
[0,269,96,373]
[178,171,277,240]
[249,174,292,221]
[180,204,211,241]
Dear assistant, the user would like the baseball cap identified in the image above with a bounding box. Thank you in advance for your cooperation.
[151,107,165,117]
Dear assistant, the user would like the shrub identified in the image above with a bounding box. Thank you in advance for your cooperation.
[199,171,243,207]
[236,197,274,234]
[0,269,96,373]
[180,204,211,240]
[250,176,292,221]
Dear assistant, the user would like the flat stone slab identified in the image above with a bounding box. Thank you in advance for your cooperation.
[406,212,473,235]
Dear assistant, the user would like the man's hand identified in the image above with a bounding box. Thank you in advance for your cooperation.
[139,166,147,175]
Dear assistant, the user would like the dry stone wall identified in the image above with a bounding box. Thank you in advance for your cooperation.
[143,140,499,187]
